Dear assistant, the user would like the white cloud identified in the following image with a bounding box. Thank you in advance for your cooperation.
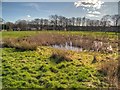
[93,0,104,9]
[27,15,31,18]
[74,0,104,9]
[87,11,101,18]
[20,15,33,21]
[88,11,101,15]
[74,0,103,18]
[86,13,99,17]
[83,7,85,10]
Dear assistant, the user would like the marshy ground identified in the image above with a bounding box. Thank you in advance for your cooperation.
[1,31,119,88]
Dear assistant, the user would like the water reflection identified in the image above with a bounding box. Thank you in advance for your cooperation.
[52,40,113,53]
[52,42,83,52]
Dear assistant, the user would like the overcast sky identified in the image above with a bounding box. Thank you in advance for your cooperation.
[2,1,119,22]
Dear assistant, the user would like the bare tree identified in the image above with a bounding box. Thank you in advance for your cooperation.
[71,17,76,26]
[6,22,14,31]
[49,15,59,30]
[34,18,41,30]
[76,17,81,26]
[62,17,68,31]
[82,17,86,26]
[15,20,28,30]
[3,14,119,31]
[101,15,111,27]
[43,19,49,30]
[112,15,120,26]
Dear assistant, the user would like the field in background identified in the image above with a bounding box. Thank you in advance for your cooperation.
[1,31,119,88]
[1,31,119,39]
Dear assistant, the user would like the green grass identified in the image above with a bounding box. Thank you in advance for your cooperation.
[1,31,119,40]
[1,31,119,88]
[1,31,40,39]
[2,47,118,88]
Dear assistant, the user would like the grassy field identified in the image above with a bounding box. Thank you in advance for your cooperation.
[1,31,119,88]
[1,31,119,39]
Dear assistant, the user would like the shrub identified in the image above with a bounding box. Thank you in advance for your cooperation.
[98,60,118,87]
[50,49,73,63]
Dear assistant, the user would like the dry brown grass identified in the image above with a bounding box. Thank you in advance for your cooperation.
[50,49,74,63]
[98,60,118,88]
[2,33,118,53]
[117,56,120,89]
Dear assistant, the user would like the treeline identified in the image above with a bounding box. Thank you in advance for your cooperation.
[1,14,120,31]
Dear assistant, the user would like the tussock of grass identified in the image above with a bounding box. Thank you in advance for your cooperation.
[1,31,119,88]
[2,47,118,88]
[50,49,73,63]
[98,60,118,87]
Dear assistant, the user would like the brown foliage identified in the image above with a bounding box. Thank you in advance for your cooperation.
[50,49,73,63]
[2,33,118,53]
[98,60,118,88]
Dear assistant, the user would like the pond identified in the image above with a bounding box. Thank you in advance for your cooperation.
[52,40,114,53]
[52,41,83,52]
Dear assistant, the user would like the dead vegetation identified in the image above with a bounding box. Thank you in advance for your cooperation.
[98,59,119,88]
[2,33,118,53]
[50,49,74,63]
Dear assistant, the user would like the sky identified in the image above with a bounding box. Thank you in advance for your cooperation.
[2,1,119,22]
[2,0,120,2]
